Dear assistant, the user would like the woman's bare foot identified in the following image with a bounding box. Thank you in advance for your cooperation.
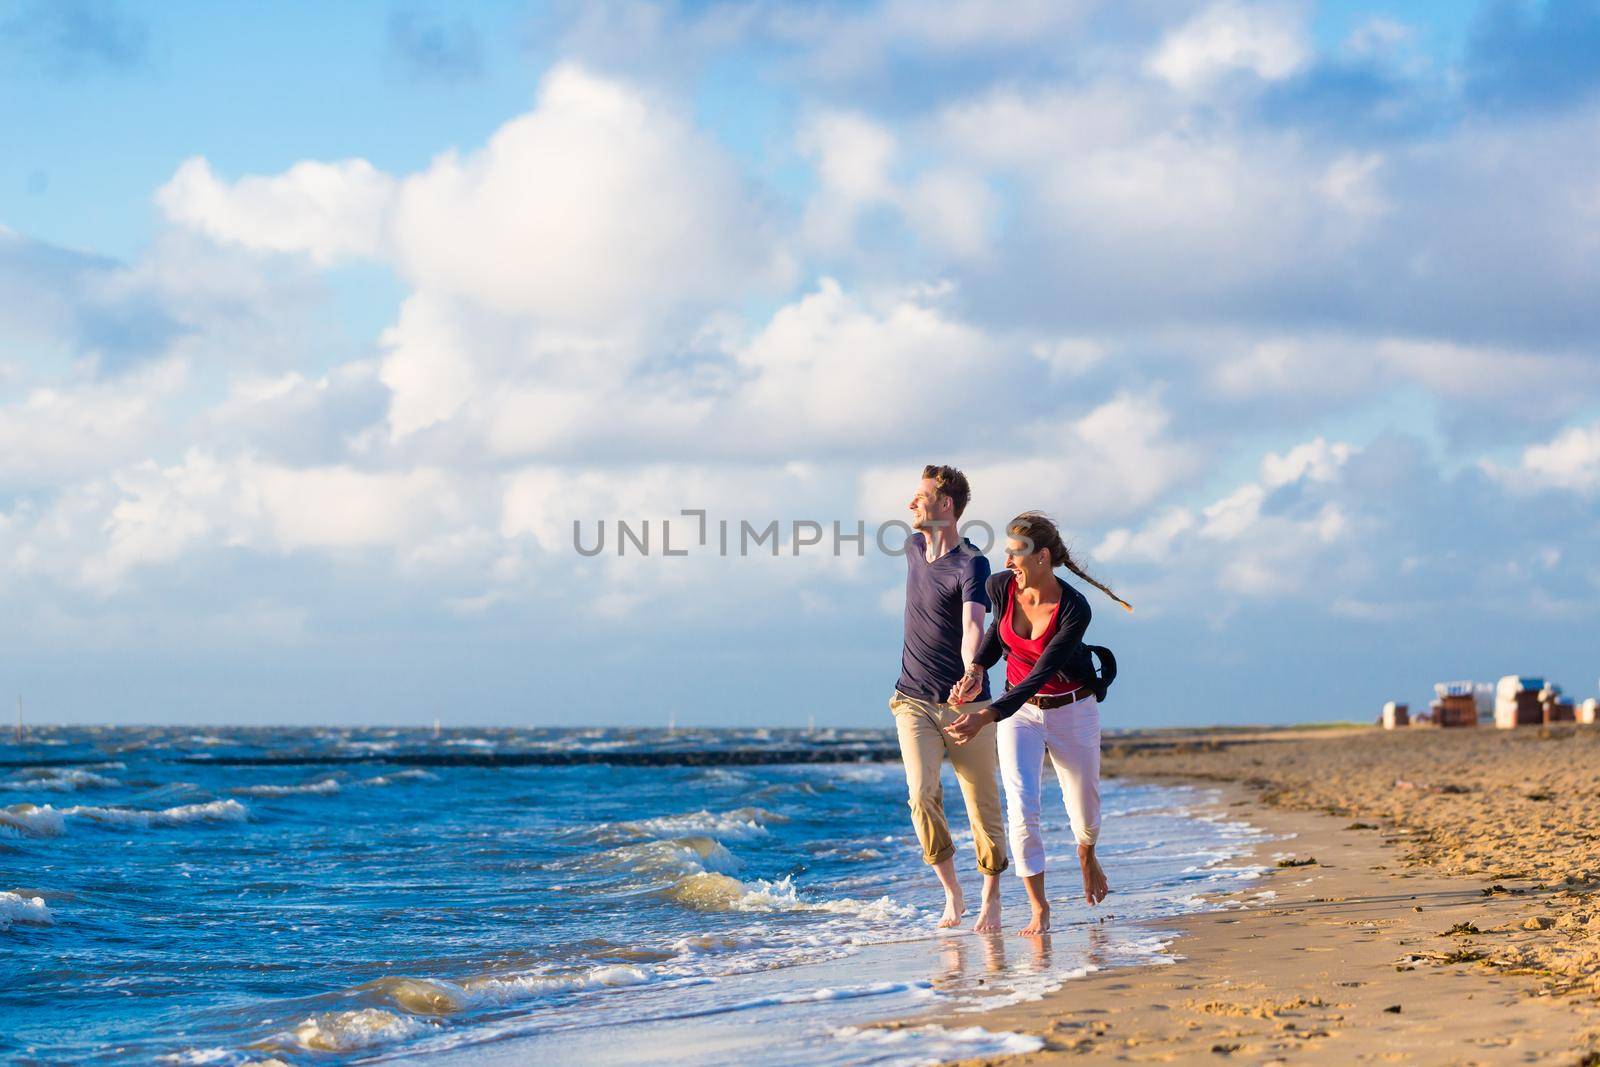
[972,887,1002,933]
[1078,843,1109,905]
[938,888,966,928]
[1019,903,1050,937]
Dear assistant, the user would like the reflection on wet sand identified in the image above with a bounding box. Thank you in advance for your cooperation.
[925,916,1126,1011]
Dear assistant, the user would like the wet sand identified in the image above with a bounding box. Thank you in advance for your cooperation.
[928,723,1600,1064]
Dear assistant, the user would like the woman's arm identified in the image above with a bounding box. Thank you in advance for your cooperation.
[986,588,1091,721]
[972,607,1003,670]
[974,570,1008,670]
[949,584,1093,740]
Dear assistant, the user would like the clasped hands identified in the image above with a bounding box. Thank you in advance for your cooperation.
[944,664,995,745]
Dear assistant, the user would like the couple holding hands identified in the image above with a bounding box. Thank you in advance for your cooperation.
[889,464,1129,937]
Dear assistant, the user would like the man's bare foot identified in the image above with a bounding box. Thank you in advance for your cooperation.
[1078,843,1109,905]
[938,889,966,928]
[1019,903,1050,937]
[972,890,1002,934]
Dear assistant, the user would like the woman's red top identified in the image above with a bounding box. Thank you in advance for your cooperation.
[1000,580,1080,697]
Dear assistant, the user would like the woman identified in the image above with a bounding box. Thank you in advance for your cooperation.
[945,512,1131,936]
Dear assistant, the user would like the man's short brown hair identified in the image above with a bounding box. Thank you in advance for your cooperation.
[922,464,972,519]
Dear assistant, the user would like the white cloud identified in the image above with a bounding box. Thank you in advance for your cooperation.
[196,362,388,464]
[1260,437,1352,489]
[393,63,788,325]
[158,64,791,334]
[1203,437,1351,540]
[375,276,1001,460]
[1200,483,1265,541]
[902,169,997,260]
[1484,422,1600,495]
[157,157,395,266]
[1095,507,1196,563]
[1207,334,1372,399]
[869,0,1098,52]
[800,111,897,207]
[0,359,185,490]
[14,451,477,594]
[855,392,1200,531]
[1202,332,1598,420]
[935,79,1354,293]
[771,0,1103,82]
[797,112,996,260]
[1375,339,1600,406]
[377,293,490,440]
[1094,434,1358,602]
[1147,1,1310,92]
[731,278,991,445]
[1318,152,1389,220]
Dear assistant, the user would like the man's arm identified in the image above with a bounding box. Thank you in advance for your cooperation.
[948,558,998,704]
[960,601,985,670]
[950,601,998,703]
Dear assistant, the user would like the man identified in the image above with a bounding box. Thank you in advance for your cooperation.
[887,464,1007,933]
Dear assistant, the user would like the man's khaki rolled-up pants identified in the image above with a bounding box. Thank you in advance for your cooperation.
[888,690,1009,876]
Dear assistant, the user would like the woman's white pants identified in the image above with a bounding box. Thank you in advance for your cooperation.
[996,696,1101,878]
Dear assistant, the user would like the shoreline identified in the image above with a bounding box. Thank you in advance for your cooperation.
[912,727,1600,1064]
[367,774,1236,1067]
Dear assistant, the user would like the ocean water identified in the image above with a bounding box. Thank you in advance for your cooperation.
[1,726,1270,1066]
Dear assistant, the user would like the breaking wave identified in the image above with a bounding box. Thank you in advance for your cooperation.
[0,890,53,930]
[1,799,248,835]
[231,779,341,797]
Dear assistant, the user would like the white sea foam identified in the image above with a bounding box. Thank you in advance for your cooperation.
[11,799,252,832]
[156,1047,231,1064]
[664,871,923,928]
[358,769,438,787]
[811,765,894,784]
[663,980,937,1019]
[231,779,341,797]
[366,964,660,1016]
[691,768,752,786]
[2,768,122,792]
[594,836,744,880]
[743,877,922,922]
[812,845,885,862]
[0,890,53,929]
[336,740,397,754]
[741,781,820,803]
[459,963,656,1004]
[668,933,762,955]
[765,980,932,1006]
[591,806,786,844]
[292,1008,429,1051]
[833,1022,1045,1062]
[0,803,67,836]
[1196,863,1268,885]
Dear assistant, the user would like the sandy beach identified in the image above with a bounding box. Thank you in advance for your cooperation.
[919,723,1600,1065]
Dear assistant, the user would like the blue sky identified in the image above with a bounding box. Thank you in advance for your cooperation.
[3,0,1598,728]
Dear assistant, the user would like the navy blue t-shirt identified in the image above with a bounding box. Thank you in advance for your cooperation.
[895,533,993,703]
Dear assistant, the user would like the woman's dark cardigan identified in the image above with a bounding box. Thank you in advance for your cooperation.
[973,570,1099,722]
